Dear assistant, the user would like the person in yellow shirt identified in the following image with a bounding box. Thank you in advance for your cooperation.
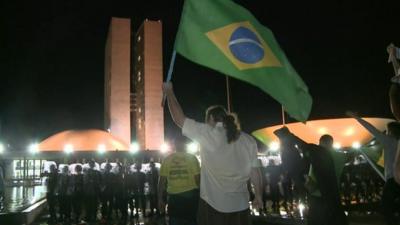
[158,135,200,225]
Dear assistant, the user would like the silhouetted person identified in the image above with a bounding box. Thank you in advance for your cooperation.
[72,165,84,223]
[84,160,101,222]
[274,127,348,225]
[114,163,128,224]
[58,165,72,223]
[100,163,115,221]
[341,166,352,209]
[46,164,58,224]
[387,43,400,121]
[281,172,293,214]
[259,163,268,214]
[147,161,159,216]
[126,166,135,218]
[132,163,146,217]
[266,159,281,214]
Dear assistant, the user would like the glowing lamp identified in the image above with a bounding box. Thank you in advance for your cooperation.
[130,142,140,154]
[29,143,39,154]
[333,143,341,149]
[64,144,74,154]
[268,141,280,152]
[160,143,170,153]
[352,141,361,149]
[97,144,106,154]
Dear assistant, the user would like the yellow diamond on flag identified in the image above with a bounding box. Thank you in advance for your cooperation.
[377,152,384,167]
[206,21,282,70]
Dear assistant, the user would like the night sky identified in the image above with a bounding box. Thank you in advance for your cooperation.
[1,0,400,149]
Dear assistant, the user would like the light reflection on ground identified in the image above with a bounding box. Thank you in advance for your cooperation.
[0,185,46,213]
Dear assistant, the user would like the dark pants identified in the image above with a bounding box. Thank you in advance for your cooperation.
[58,195,71,221]
[134,193,146,215]
[382,178,400,225]
[270,184,280,213]
[47,193,57,223]
[149,193,158,214]
[115,195,128,223]
[72,193,83,222]
[168,189,199,225]
[85,195,98,222]
[101,193,114,219]
[197,198,250,225]
[308,196,347,225]
[282,184,293,211]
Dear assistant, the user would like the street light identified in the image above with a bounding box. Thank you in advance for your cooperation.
[333,142,341,149]
[0,143,4,154]
[352,141,361,149]
[64,144,74,154]
[130,142,139,154]
[97,144,106,154]
[268,141,280,152]
[160,143,170,153]
[29,143,39,154]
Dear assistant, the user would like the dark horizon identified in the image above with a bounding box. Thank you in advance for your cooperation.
[1,0,400,149]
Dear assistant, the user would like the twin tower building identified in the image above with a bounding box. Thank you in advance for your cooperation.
[104,18,164,151]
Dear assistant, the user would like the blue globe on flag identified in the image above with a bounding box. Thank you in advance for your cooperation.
[228,27,265,64]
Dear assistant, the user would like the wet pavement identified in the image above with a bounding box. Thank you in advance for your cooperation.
[0,185,46,213]
[30,210,385,225]
[0,186,385,225]
[31,213,303,225]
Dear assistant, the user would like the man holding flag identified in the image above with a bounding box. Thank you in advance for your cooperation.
[163,83,263,225]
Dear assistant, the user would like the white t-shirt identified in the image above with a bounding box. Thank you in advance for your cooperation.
[182,118,258,213]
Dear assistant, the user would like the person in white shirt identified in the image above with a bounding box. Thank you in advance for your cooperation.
[163,82,263,225]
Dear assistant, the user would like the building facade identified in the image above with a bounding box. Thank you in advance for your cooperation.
[104,18,131,147]
[133,20,164,150]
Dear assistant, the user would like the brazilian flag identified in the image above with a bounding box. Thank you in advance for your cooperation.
[175,0,312,122]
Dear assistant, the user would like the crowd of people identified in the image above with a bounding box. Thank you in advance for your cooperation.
[257,156,385,216]
[41,151,388,224]
[43,160,160,224]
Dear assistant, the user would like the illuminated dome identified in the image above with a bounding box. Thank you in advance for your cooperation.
[38,129,129,152]
[252,117,394,148]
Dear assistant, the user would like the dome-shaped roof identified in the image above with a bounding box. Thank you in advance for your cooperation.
[252,117,394,148]
[38,129,129,152]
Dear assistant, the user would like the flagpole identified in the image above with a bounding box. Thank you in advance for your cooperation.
[226,76,232,113]
[281,106,286,125]
[161,50,177,106]
[358,149,385,181]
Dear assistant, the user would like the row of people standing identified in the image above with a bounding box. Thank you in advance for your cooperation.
[45,160,160,224]
[259,158,385,216]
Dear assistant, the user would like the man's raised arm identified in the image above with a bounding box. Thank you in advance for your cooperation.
[163,82,186,128]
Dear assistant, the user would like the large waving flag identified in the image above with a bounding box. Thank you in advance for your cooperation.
[175,0,312,122]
